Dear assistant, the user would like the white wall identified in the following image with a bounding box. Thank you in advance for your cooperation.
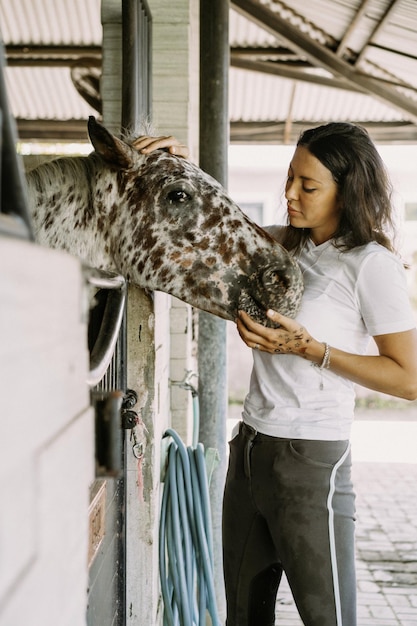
[0,239,93,626]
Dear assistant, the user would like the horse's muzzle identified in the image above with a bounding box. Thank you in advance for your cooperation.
[237,258,304,327]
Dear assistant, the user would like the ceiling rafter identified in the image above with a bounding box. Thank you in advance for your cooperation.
[5,44,102,67]
[231,0,417,123]
[336,0,375,60]
[230,46,302,61]
[230,120,417,144]
[231,56,363,92]
[354,0,399,67]
[231,54,417,95]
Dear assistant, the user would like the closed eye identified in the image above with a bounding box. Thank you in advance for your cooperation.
[286,176,316,193]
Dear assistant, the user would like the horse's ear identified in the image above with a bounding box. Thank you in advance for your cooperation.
[88,116,133,169]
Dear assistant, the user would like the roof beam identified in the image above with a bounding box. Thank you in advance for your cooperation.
[5,45,102,67]
[232,55,417,94]
[231,56,364,92]
[230,120,417,144]
[231,0,417,122]
[336,0,374,59]
[16,119,90,142]
[231,46,303,62]
[354,0,399,67]
[15,117,417,145]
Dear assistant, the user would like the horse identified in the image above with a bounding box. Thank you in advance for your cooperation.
[28,116,303,325]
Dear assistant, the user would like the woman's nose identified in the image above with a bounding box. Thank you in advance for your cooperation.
[285,180,297,200]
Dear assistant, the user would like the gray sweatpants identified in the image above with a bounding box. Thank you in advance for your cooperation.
[222,422,356,626]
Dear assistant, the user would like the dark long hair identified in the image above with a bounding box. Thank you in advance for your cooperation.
[281,122,396,255]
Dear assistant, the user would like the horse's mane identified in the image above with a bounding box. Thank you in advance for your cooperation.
[27,153,100,194]
[26,120,157,204]
[121,118,154,144]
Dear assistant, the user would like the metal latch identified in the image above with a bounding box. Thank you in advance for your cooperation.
[121,389,139,429]
[92,388,139,477]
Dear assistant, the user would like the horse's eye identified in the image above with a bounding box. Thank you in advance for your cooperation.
[167,189,191,204]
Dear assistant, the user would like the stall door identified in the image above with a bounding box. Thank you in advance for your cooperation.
[87,289,127,626]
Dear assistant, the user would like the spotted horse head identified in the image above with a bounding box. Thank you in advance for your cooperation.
[28,117,303,326]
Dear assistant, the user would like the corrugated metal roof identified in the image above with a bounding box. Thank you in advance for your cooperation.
[0,0,101,44]
[5,66,95,120]
[229,67,406,124]
[230,10,279,48]
[1,0,417,143]
[229,0,417,142]
[1,0,100,127]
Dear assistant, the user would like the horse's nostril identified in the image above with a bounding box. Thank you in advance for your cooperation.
[261,266,288,291]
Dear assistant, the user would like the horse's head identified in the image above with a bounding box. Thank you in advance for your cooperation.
[87,117,303,325]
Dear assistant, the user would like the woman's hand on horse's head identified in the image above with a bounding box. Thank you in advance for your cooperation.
[236,309,314,358]
[132,135,189,159]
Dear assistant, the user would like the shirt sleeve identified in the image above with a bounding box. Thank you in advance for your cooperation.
[356,250,416,336]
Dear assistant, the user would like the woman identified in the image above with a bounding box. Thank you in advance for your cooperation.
[135,124,417,625]
[224,123,417,626]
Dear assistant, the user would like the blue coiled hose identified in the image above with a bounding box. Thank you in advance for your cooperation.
[159,427,221,626]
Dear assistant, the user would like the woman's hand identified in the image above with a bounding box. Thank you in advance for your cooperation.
[237,311,417,401]
[132,135,189,159]
[236,309,320,361]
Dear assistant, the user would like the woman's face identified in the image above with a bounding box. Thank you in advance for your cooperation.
[285,145,342,245]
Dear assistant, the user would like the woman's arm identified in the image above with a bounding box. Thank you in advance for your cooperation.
[332,329,417,400]
[237,309,417,401]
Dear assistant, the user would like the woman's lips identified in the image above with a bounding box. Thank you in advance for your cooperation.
[287,204,301,217]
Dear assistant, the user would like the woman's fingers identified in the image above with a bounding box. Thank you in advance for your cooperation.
[238,309,291,339]
[132,135,189,158]
[237,310,269,334]
[237,310,313,356]
[236,316,264,349]
[266,308,286,325]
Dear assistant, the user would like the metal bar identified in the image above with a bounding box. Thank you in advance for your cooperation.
[84,267,126,291]
[0,39,33,239]
[199,0,230,619]
[84,267,127,388]
[122,0,152,131]
[122,0,139,129]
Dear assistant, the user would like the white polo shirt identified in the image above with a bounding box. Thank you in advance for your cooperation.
[242,237,416,440]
